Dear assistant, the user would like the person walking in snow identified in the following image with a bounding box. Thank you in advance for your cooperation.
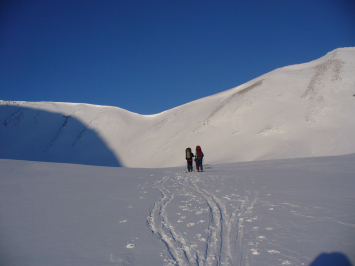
[185,147,194,172]
[195,145,204,172]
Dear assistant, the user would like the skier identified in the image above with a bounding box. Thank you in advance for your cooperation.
[185,147,194,172]
[195,145,204,172]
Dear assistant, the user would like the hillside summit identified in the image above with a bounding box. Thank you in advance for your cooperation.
[1,47,355,168]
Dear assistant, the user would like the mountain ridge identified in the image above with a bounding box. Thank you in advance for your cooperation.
[1,47,355,167]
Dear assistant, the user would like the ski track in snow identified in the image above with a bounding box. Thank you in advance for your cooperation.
[147,172,258,266]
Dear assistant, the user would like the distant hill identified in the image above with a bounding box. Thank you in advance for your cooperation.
[1,47,355,167]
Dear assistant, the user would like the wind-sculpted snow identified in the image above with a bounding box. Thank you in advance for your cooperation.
[203,79,264,125]
[302,51,347,123]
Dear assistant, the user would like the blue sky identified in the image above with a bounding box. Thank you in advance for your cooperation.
[1,0,354,114]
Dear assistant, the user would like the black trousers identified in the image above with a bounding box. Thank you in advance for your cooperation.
[187,160,193,172]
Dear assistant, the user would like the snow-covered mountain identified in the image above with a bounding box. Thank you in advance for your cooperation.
[1,47,355,168]
[1,47,355,266]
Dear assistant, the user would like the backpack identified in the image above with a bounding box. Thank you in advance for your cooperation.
[186,148,192,160]
[196,146,203,160]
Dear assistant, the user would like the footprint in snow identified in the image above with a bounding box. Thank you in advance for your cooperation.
[196,234,206,242]
[267,250,280,254]
[250,248,259,255]
[178,216,186,222]
[246,217,258,222]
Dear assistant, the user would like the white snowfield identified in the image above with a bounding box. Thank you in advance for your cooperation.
[0,155,354,266]
[0,47,355,265]
[1,47,355,168]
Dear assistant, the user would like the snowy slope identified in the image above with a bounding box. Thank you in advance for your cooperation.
[0,155,354,266]
[1,47,355,167]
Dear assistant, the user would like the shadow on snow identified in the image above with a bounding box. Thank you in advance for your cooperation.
[0,105,121,167]
[310,252,353,266]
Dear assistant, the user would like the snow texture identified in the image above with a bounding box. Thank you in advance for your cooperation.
[1,47,355,168]
[0,155,354,266]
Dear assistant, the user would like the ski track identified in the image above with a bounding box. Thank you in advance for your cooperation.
[147,172,258,266]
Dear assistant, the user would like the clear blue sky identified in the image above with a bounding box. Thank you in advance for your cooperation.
[1,0,354,114]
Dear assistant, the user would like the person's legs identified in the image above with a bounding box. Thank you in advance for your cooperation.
[188,161,193,172]
[196,160,202,171]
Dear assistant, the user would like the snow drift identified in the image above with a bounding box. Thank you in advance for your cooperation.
[1,47,355,167]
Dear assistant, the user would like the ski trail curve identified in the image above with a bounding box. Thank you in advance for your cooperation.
[148,175,196,266]
[147,172,258,266]
[189,179,237,266]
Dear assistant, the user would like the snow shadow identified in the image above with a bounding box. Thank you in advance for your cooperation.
[0,105,121,167]
[309,252,353,266]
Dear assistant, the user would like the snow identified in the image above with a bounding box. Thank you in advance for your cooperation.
[1,47,355,168]
[1,47,355,265]
[0,155,354,265]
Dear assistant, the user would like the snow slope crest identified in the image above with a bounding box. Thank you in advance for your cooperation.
[1,47,355,167]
